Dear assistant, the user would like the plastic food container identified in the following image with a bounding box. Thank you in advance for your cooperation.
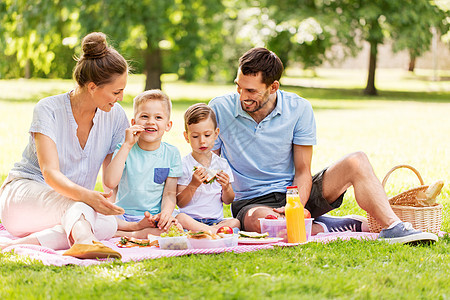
[188,234,238,249]
[259,217,315,240]
[304,218,314,240]
[157,236,191,250]
[259,218,287,238]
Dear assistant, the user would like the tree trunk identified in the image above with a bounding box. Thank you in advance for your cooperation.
[24,59,31,79]
[364,40,378,96]
[408,52,416,72]
[144,46,162,91]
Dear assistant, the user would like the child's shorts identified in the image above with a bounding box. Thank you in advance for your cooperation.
[117,210,180,223]
[193,217,224,226]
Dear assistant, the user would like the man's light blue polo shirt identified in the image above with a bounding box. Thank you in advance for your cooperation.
[209,90,316,201]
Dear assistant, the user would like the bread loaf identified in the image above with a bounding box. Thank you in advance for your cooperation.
[425,180,444,201]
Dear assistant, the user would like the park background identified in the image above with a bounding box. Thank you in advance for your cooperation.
[1,1,450,299]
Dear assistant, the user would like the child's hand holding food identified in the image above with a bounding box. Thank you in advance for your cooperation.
[191,166,208,187]
[124,125,145,147]
[215,171,230,187]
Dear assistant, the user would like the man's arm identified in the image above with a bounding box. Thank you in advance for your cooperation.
[292,145,313,207]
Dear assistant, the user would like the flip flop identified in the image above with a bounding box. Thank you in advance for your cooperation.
[63,241,122,259]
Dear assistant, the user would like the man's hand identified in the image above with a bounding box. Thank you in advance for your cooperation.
[84,190,125,215]
[273,206,311,218]
[273,206,285,215]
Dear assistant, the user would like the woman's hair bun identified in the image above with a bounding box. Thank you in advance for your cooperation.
[82,32,109,59]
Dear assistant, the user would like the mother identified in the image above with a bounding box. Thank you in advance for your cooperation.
[0,32,129,258]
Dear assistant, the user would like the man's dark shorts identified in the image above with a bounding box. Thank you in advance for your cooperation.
[231,168,345,230]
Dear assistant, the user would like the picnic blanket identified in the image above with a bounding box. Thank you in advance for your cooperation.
[0,224,444,267]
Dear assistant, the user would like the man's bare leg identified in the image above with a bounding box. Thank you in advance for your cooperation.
[321,151,399,228]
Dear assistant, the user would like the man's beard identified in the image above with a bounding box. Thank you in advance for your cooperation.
[242,90,271,113]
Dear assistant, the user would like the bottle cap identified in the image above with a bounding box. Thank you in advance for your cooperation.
[286,186,298,189]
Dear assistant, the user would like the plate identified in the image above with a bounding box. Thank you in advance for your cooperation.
[238,237,283,244]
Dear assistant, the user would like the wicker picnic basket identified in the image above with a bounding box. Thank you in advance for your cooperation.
[367,165,442,234]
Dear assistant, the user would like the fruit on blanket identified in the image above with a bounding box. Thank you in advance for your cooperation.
[217,226,233,235]
[304,209,311,219]
[160,224,185,237]
[265,215,278,219]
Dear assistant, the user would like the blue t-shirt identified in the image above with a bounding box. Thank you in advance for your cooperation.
[209,90,316,201]
[114,142,183,216]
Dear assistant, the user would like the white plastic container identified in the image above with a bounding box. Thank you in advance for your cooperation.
[259,218,314,240]
[259,218,287,238]
[304,218,314,240]
[188,234,238,249]
[157,236,191,250]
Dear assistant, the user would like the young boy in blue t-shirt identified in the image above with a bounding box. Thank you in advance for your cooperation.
[104,90,183,236]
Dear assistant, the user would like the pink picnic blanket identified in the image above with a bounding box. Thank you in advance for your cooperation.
[0,223,384,267]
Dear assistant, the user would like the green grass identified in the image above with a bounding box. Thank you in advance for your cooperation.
[1,68,449,299]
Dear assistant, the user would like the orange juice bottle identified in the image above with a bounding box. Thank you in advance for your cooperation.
[285,186,306,243]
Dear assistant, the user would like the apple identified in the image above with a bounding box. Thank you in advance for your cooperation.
[217,226,233,235]
[304,209,311,219]
[265,214,278,220]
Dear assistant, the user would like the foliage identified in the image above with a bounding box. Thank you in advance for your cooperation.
[0,0,80,79]
[0,1,448,92]
[77,0,227,89]
[390,0,449,70]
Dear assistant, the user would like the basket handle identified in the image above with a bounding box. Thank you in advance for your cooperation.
[381,165,424,188]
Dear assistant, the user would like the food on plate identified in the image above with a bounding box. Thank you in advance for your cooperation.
[265,215,278,220]
[193,166,222,184]
[187,230,220,240]
[160,224,185,237]
[117,236,158,248]
[216,226,233,234]
[238,231,269,239]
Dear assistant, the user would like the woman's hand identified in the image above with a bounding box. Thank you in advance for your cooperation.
[83,190,125,215]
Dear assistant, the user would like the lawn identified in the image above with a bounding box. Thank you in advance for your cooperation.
[0,68,449,299]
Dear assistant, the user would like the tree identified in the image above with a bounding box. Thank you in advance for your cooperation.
[390,1,449,73]
[78,0,226,90]
[0,0,79,79]
[322,0,449,95]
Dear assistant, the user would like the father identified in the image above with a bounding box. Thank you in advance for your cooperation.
[209,47,437,244]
